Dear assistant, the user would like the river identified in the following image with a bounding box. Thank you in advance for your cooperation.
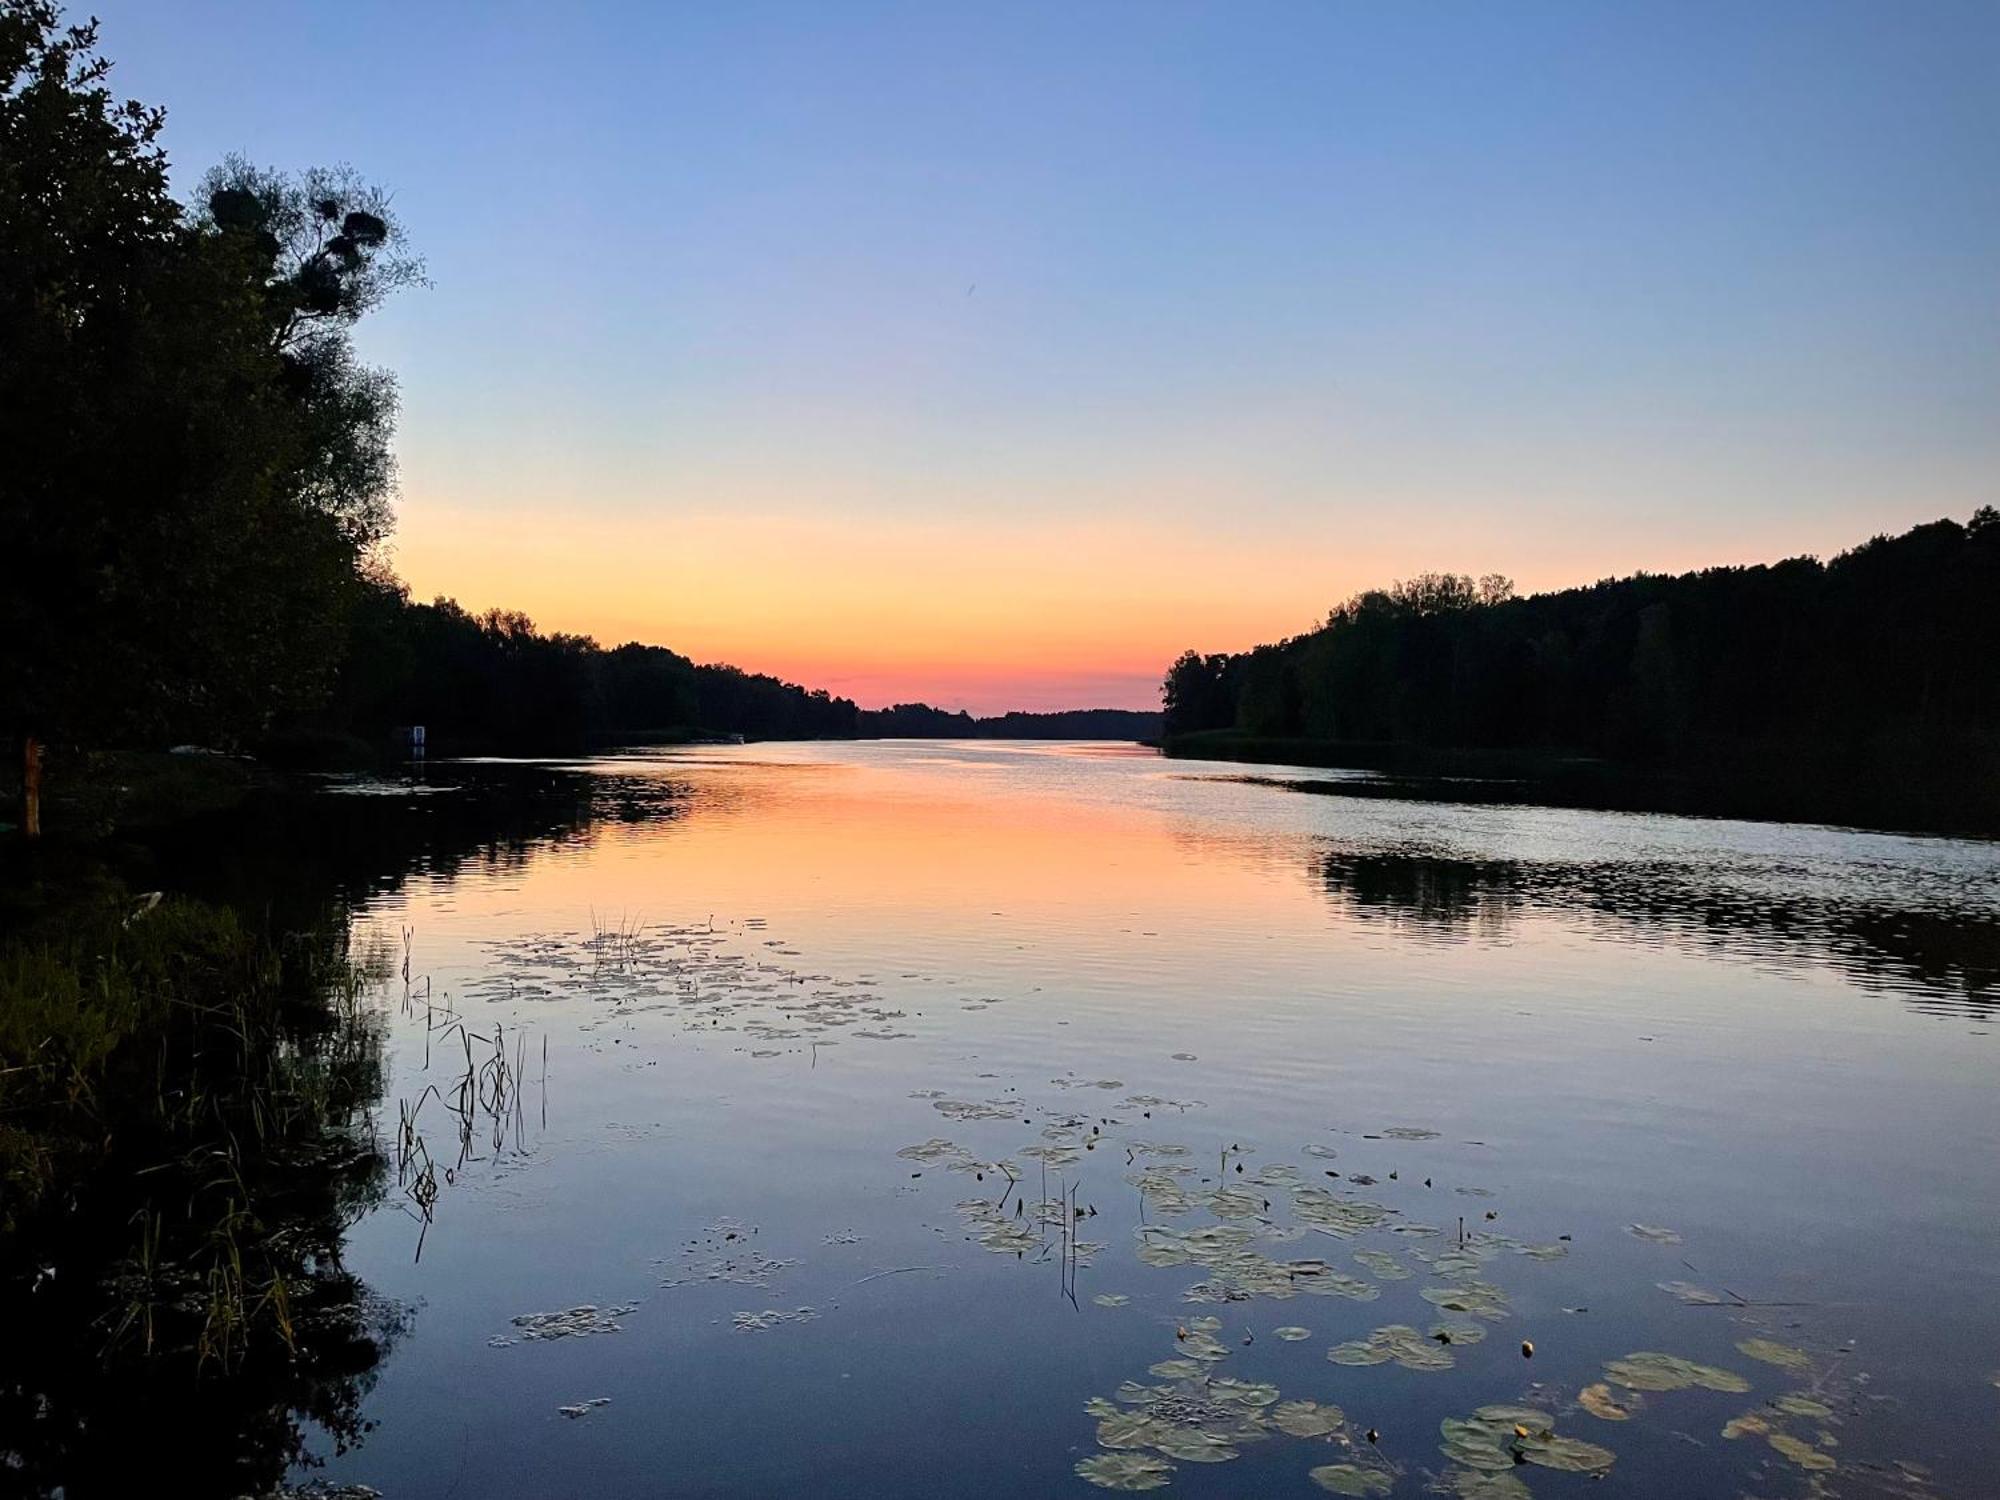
[90,743,2000,1495]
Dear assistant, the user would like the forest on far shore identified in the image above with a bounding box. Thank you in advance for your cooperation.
[317,582,1159,758]
[1161,510,2000,831]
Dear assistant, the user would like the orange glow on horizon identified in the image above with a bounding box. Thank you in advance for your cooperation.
[389,505,1344,712]
[387,497,1921,715]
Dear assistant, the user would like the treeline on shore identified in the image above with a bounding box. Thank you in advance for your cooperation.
[316,580,858,757]
[308,581,1159,759]
[853,703,1161,740]
[1162,510,2000,831]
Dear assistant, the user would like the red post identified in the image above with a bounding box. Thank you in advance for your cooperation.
[22,736,41,838]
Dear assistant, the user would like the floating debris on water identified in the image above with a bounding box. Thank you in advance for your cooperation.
[1627,1223,1683,1245]
[660,1242,797,1289]
[557,1397,612,1419]
[492,1302,640,1345]
[1657,1279,1728,1305]
[731,1306,818,1331]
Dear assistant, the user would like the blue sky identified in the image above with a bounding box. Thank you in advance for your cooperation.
[86,1,2000,709]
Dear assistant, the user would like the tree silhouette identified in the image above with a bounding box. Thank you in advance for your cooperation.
[1160,515,2000,830]
[0,2,417,826]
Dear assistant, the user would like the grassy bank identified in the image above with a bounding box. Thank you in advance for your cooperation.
[0,746,269,841]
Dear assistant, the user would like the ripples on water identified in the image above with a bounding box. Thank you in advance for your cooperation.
[141,744,2000,1496]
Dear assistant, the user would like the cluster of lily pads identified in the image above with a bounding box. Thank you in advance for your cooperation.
[1438,1401,1613,1489]
[1329,1322,1468,1373]
[1076,1318,1389,1492]
[475,920,911,1053]
[886,1079,1932,1498]
[1719,1338,1844,1475]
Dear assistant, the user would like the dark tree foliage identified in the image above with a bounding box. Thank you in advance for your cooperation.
[0,2,415,754]
[856,705,1162,739]
[1160,515,2000,824]
[692,663,859,741]
[316,579,859,755]
[859,703,980,737]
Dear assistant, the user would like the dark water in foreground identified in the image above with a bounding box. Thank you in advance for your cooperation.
[45,743,2000,1496]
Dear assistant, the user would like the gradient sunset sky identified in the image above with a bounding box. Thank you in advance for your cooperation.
[94,2,1998,712]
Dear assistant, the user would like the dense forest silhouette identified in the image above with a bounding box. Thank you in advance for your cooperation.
[314,580,1160,756]
[854,703,1161,740]
[1162,512,2000,831]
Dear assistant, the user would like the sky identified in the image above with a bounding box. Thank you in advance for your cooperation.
[90,1,2000,712]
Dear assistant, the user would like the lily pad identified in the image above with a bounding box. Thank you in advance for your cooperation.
[1354,1249,1412,1280]
[1439,1417,1516,1472]
[1439,1405,1559,1473]
[1206,1184,1270,1219]
[1275,1325,1313,1341]
[934,1097,1017,1122]
[1309,1463,1395,1496]
[1627,1223,1682,1245]
[1152,1429,1239,1463]
[1577,1382,1636,1421]
[1447,1469,1532,1500]
[1518,1431,1616,1474]
[1290,1186,1398,1238]
[1209,1375,1280,1406]
[1076,1452,1174,1491]
[896,1137,968,1164]
[1737,1337,1812,1371]
[1603,1351,1751,1394]
[1657,1280,1726,1305]
[1093,1294,1131,1308]
[1768,1432,1836,1472]
[1428,1319,1487,1347]
[1271,1399,1347,1438]
[1097,1410,1164,1448]
[1330,1323,1454,1372]
[1422,1279,1510,1320]
[1775,1393,1832,1418]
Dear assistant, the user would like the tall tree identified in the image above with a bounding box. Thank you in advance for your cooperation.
[0,1,416,828]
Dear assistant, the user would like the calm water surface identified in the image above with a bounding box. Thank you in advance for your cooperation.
[296,742,1998,1499]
